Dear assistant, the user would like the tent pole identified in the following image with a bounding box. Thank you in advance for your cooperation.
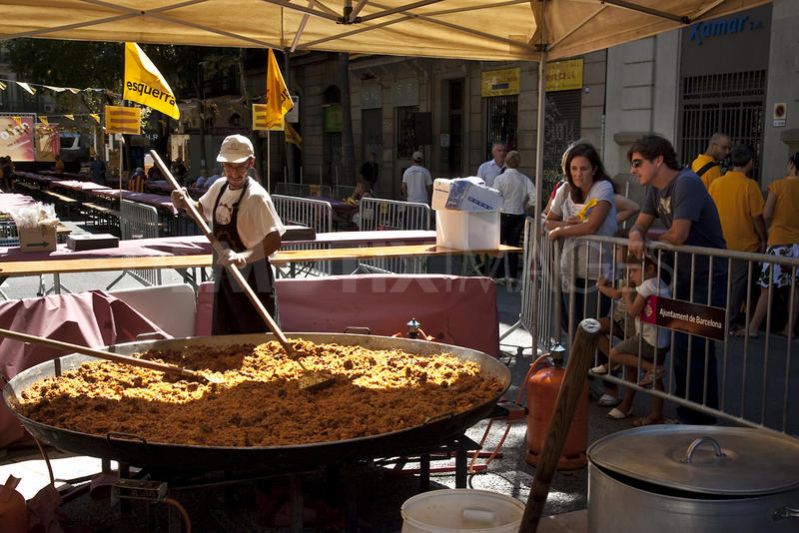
[267,130,271,192]
[530,48,547,361]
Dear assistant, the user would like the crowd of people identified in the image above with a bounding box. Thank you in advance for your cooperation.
[538,131,799,427]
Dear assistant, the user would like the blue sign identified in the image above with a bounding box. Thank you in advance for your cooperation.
[689,15,764,45]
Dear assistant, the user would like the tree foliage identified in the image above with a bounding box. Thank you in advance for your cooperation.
[5,39,235,102]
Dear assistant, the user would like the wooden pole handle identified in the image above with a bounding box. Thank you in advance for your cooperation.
[150,150,293,353]
[520,318,601,533]
[0,328,209,383]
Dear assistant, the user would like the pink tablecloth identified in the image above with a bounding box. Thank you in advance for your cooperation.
[90,189,178,215]
[50,180,110,192]
[0,235,210,260]
[0,291,167,447]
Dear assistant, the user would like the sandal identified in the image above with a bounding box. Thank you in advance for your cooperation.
[589,364,608,375]
[632,415,665,427]
[597,394,621,407]
[638,367,665,387]
[607,407,633,419]
[731,328,758,338]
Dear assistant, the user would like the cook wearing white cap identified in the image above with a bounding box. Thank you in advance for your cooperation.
[171,134,286,335]
[401,151,433,204]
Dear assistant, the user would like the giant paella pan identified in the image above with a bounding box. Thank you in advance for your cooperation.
[2,333,510,471]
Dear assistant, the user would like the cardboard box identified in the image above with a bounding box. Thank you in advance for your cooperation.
[67,233,120,251]
[436,209,500,251]
[432,178,502,211]
[18,224,57,253]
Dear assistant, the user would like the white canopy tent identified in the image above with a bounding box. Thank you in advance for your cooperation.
[1,1,771,62]
[1,0,772,347]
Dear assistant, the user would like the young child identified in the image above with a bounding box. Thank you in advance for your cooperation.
[596,253,671,426]
[590,246,636,407]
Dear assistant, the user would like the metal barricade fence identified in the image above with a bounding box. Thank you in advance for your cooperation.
[107,200,162,288]
[0,214,19,248]
[274,182,332,198]
[538,232,799,437]
[272,194,333,277]
[356,197,431,274]
[500,218,560,353]
[333,185,356,199]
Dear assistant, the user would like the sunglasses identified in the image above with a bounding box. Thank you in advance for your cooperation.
[630,159,644,169]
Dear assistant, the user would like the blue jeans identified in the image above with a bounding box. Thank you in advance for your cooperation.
[672,263,726,424]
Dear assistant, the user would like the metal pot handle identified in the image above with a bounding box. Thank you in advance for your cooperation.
[681,436,725,464]
[773,506,799,520]
[107,432,148,446]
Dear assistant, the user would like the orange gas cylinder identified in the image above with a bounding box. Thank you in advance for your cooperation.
[526,345,588,470]
[0,475,27,533]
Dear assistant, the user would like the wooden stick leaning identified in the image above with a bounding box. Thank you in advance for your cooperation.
[519,318,601,533]
[0,328,214,384]
[150,150,294,356]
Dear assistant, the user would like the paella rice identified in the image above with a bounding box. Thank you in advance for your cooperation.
[17,339,504,447]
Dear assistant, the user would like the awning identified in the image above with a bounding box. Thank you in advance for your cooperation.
[0,1,771,61]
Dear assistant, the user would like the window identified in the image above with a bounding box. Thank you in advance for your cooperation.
[485,96,517,159]
[543,89,582,193]
[396,106,419,159]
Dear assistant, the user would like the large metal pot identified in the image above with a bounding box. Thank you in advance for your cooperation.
[587,425,799,532]
[3,332,510,472]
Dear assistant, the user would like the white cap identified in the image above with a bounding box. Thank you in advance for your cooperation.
[412,151,423,162]
[217,134,254,163]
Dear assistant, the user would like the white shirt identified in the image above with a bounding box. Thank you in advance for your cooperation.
[477,160,504,188]
[199,178,285,250]
[636,277,671,349]
[494,168,534,215]
[402,164,433,204]
[551,180,618,281]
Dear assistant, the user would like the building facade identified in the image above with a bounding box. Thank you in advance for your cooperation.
[604,1,798,190]
[287,51,606,200]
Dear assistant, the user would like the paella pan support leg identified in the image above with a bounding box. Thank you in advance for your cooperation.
[289,474,303,533]
[419,454,430,490]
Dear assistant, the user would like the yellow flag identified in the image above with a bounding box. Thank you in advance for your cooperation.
[123,42,180,120]
[284,122,302,149]
[64,114,75,121]
[16,82,36,95]
[252,104,284,132]
[0,81,6,91]
[38,116,49,126]
[89,114,101,124]
[105,105,141,135]
[265,48,293,129]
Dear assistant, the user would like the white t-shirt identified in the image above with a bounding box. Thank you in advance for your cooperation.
[636,277,671,349]
[477,160,504,188]
[199,178,286,250]
[551,180,618,281]
[494,168,534,215]
[402,165,433,204]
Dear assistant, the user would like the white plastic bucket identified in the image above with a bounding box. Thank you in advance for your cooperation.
[401,489,524,533]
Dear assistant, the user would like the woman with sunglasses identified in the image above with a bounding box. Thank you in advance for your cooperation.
[743,152,799,338]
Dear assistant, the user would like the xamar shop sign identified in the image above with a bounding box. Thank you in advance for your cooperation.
[689,15,764,45]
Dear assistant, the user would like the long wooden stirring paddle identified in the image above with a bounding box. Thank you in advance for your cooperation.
[0,328,215,384]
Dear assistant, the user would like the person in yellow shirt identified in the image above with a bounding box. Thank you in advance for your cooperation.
[708,144,766,331]
[743,152,799,338]
[691,133,731,189]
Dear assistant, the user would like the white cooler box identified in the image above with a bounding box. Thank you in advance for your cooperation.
[436,209,500,250]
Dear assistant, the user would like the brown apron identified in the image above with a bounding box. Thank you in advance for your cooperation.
[210,179,275,335]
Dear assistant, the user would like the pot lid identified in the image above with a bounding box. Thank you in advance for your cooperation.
[587,425,799,496]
